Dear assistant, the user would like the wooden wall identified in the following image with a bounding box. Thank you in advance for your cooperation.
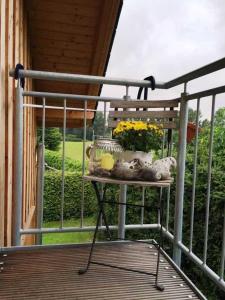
[0,0,37,246]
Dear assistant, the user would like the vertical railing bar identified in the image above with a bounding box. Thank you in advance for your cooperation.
[13,80,24,246]
[203,94,216,264]
[100,101,107,226]
[81,100,87,228]
[166,122,173,231]
[39,97,46,242]
[60,98,66,229]
[166,112,173,231]
[173,87,189,266]
[220,203,225,279]
[103,101,107,137]
[41,96,46,210]
[158,126,166,225]
[141,187,145,225]
[189,97,200,252]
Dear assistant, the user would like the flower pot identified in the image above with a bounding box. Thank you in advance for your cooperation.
[119,150,152,167]
[187,122,201,143]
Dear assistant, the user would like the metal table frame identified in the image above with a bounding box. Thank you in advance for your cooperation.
[78,176,172,292]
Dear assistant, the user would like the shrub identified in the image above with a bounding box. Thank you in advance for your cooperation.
[45,149,83,172]
[43,171,98,221]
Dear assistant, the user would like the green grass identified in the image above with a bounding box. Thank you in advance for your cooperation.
[43,217,95,245]
[59,141,92,162]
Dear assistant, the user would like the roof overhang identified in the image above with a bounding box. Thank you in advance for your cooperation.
[25,0,123,127]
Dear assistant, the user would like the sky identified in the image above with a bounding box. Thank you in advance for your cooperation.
[101,0,225,120]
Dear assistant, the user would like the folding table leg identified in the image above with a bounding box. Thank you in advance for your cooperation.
[92,181,112,241]
[78,181,112,275]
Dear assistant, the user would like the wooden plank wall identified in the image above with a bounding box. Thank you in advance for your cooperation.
[0,0,37,246]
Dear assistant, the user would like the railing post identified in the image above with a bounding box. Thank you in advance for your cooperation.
[173,92,188,266]
[13,81,23,246]
[36,144,44,245]
[118,184,127,239]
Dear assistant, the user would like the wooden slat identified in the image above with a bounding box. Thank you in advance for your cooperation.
[108,120,178,129]
[32,62,88,74]
[0,0,7,247]
[30,20,96,36]
[31,46,93,60]
[109,110,178,119]
[29,0,101,18]
[33,54,90,68]
[6,0,15,246]
[28,10,98,28]
[110,99,179,109]
[83,175,173,187]
[29,29,93,44]
[30,37,94,53]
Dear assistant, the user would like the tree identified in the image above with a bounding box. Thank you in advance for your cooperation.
[214,107,225,127]
[93,111,111,137]
[188,107,202,123]
[37,127,62,151]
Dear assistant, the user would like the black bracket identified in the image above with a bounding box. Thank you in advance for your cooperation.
[14,63,25,89]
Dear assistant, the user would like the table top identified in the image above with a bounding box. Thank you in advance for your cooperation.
[83,175,173,187]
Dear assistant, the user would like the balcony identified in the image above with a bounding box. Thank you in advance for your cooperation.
[2,57,225,299]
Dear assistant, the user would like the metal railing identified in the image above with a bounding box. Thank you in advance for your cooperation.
[9,56,225,293]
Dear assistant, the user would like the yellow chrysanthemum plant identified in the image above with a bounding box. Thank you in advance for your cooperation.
[113,121,163,153]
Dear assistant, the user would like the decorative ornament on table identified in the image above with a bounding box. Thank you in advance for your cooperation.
[138,157,177,181]
[111,157,176,182]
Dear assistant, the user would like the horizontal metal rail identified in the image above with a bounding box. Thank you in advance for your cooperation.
[23,85,225,105]
[162,228,225,292]
[9,69,165,89]
[23,90,173,103]
[10,56,225,90]
[165,57,225,88]
[23,103,98,112]
[20,224,159,235]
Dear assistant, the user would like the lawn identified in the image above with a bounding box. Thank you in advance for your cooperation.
[59,141,92,162]
[43,217,95,245]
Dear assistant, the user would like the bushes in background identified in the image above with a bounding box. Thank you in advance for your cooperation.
[43,171,97,221]
[45,149,83,172]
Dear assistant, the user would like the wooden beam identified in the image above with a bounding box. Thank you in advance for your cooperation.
[32,62,88,74]
[0,0,6,247]
[28,10,97,27]
[28,0,100,18]
[30,20,96,36]
[33,55,90,68]
[30,38,94,53]
[29,29,93,44]
[6,0,14,247]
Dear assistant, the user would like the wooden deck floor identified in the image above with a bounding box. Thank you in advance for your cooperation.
[0,242,204,299]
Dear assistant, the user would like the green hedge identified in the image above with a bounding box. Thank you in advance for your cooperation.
[45,149,83,172]
[43,171,97,221]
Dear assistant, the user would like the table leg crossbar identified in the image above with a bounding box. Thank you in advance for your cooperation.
[78,181,165,292]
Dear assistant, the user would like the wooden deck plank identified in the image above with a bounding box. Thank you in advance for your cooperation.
[0,243,203,299]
